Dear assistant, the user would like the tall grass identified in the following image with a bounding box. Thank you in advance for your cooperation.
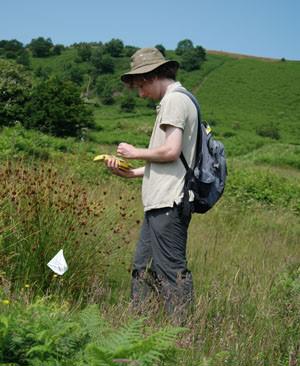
[0,157,299,365]
[0,161,140,302]
[185,203,300,364]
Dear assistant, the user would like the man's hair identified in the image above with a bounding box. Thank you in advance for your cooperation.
[126,63,178,88]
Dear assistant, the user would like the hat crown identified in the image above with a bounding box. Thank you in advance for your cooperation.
[121,47,179,82]
[131,48,165,71]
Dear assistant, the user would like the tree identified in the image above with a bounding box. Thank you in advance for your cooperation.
[69,66,84,85]
[194,45,206,61]
[91,50,114,74]
[181,49,202,71]
[16,50,31,68]
[99,54,114,74]
[52,44,65,56]
[104,38,124,57]
[25,77,94,137]
[0,39,24,53]
[29,37,53,57]
[175,39,194,55]
[90,48,104,70]
[155,44,166,56]
[63,64,85,85]
[0,59,32,126]
[0,39,24,59]
[5,51,18,59]
[124,45,138,57]
[77,44,92,62]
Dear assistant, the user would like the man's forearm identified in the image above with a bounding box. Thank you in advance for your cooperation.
[132,167,145,177]
[135,145,179,163]
[117,126,182,162]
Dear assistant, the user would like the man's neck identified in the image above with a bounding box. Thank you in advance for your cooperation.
[158,79,176,100]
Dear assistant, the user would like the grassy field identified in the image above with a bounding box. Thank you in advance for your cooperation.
[0,158,299,365]
[0,48,299,364]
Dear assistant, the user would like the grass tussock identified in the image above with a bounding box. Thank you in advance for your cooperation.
[0,161,140,303]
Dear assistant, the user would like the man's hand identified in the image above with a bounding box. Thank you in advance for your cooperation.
[106,157,144,178]
[116,126,182,163]
[117,143,138,159]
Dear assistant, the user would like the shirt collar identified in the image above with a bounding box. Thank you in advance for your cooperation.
[156,81,182,113]
[164,81,182,96]
[155,81,183,114]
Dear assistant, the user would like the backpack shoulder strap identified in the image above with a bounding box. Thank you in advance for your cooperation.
[173,88,202,171]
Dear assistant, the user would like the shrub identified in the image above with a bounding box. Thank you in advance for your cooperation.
[222,130,236,138]
[16,49,31,68]
[120,93,136,112]
[25,76,94,137]
[34,66,52,80]
[0,59,32,126]
[256,123,280,140]
[101,84,115,105]
[96,75,112,96]
[227,164,300,212]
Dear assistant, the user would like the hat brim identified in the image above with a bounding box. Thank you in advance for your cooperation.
[121,60,179,83]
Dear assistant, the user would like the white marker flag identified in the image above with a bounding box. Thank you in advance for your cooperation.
[47,249,68,275]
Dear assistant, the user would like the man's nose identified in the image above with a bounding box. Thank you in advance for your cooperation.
[138,88,145,97]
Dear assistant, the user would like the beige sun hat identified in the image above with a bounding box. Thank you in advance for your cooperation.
[121,47,179,83]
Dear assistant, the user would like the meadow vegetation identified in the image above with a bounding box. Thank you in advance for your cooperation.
[0,39,299,365]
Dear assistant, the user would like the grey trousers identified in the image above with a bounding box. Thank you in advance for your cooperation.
[131,205,193,314]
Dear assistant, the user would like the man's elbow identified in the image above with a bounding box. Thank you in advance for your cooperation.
[166,147,181,162]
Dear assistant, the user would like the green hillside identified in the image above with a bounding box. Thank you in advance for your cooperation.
[93,53,300,164]
[27,48,300,158]
[198,57,300,152]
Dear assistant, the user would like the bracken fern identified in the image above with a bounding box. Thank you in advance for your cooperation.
[79,305,185,366]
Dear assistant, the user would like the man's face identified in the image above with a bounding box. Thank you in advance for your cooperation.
[133,78,160,100]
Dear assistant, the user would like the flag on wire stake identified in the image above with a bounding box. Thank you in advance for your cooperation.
[47,249,68,275]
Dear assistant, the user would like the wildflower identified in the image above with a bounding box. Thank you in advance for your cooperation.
[2,299,10,305]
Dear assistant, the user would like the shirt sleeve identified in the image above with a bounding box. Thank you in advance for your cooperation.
[159,92,188,131]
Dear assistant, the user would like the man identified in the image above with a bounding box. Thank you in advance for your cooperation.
[106,47,198,316]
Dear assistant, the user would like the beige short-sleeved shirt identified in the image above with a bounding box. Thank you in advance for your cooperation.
[142,81,198,212]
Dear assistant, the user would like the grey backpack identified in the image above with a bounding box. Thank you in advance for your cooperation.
[175,89,227,215]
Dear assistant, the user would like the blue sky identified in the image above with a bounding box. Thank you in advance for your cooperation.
[1,0,299,60]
